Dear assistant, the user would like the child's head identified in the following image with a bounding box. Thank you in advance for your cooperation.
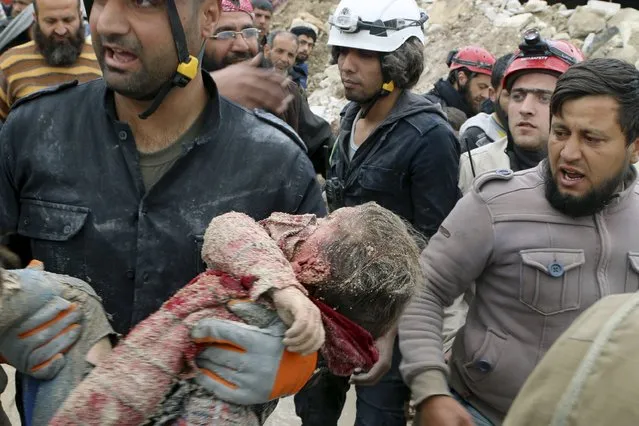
[295,202,424,339]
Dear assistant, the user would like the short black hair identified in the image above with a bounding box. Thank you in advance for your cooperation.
[330,37,424,90]
[492,53,514,89]
[551,58,639,145]
[251,0,272,12]
[290,26,317,43]
[447,68,474,85]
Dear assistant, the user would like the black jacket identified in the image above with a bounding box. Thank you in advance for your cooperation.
[425,79,474,131]
[0,74,326,334]
[326,90,461,239]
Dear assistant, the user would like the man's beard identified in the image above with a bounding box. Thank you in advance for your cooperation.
[202,51,252,72]
[458,80,478,114]
[544,160,632,217]
[34,23,85,67]
[494,93,508,129]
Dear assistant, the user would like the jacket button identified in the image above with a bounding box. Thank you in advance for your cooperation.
[142,272,149,281]
[23,217,30,226]
[126,270,135,280]
[118,131,128,140]
[548,262,564,277]
[475,359,492,373]
[63,225,71,234]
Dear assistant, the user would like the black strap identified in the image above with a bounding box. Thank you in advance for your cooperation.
[138,80,174,119]
[166,0,190,65]
[466,137,477,178]
[138,0,194,119]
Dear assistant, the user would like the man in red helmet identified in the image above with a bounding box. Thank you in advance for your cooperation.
[398,33,639,426]
[458,34,584,194]
[425,46,496,130]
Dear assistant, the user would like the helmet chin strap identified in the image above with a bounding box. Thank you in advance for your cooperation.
[138,0,203,120]
[360,80,394,119]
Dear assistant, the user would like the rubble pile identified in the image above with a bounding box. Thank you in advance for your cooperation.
[285,0,639,125]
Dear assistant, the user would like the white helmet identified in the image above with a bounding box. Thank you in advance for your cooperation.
[327,0,427,53]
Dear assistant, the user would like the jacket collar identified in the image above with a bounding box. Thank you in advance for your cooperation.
[102,71,222,150]
[340,89,447,133]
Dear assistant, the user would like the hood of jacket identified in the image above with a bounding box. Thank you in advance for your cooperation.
[339,89,448,133]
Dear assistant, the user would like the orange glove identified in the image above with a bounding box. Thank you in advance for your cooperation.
[191,300,318,404]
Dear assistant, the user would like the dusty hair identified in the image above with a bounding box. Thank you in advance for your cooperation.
[312,203,424,338]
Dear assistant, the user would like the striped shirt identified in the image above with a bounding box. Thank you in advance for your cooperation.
[0,40,102,119]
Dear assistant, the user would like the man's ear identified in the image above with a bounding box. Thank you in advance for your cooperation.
[457,71,468,87]
[629,137,639,164]
[200,0,220,39]
[263,43,271,57]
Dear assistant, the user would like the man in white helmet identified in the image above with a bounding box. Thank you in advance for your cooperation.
[297,0,460,425]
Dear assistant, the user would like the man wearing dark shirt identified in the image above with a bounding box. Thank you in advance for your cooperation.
[0,0,324,339]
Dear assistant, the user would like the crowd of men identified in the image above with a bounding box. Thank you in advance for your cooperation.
[0,0,638,424]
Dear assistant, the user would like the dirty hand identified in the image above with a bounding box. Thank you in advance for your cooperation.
[271,286,324,355]
[350,328,395,386]
[210,55,293,114]
[415,396,474,426]
[192,301,317,405]
[0,269,82,380]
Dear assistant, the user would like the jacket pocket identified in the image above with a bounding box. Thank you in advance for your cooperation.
[17,199,89,273]
[462,328,507,383]
[624,252,639,292]
[519,249,584,315]
[358,165,406,193]
[18,199,89,240]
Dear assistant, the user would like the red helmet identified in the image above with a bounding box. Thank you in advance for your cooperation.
[503,33,584,90]
[447,46,496,76]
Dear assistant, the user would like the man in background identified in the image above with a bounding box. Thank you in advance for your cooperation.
[204,0,333,176]
[263,30,297,76]
[425,46,495,130]
[0,0,100,120]
[251,0,272,46]
[289,24,316,90]
[458,53,513,153]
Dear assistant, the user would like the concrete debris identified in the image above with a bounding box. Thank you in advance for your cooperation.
[585,0,621,19]
[296,0,639,124]
[568,7,607,38]
[505,0,524,14]
[495,12,534,28]
[524,0,549,13]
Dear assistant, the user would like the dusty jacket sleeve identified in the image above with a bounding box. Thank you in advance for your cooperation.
[458,150,475,195]
[293,151,328,217]
[201,212,306,301]
[0,116,18,235]
[296,91,334,177]
[398,191,494,405]
[410,123,461,238]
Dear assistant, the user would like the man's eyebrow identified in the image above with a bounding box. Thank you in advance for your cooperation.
[512,88,553,95]
[581,128,608,138]
[215,25,236,33]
